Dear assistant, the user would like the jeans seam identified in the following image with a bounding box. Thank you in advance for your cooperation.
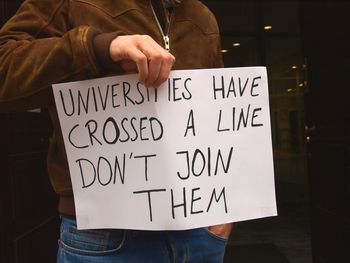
[185,244,189,262]
[165,232,175,263]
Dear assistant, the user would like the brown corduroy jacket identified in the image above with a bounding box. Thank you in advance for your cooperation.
[0,0,223,215]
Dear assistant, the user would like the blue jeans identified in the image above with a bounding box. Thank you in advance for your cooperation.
[57,215,228,263]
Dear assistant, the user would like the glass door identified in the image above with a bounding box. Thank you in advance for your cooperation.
[203,0,311,262]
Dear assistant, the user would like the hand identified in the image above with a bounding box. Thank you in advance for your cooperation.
[109,35,176,87]
[207,223,234,239]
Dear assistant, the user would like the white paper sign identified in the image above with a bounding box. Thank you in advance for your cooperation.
[52,67,277,230]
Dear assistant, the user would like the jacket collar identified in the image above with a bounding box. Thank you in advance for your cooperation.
[164,0,181,8]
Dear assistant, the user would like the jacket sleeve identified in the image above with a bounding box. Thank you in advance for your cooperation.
[0,0,103,111]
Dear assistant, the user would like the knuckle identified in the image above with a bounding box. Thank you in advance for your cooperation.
[133,35,145,45]
[151,52,162,61]
[141,35,152,41]
[130,34,140,42]
[136,55,147,64]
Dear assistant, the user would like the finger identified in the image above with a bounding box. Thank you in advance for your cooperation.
[109,36,149,83]
[137,36,165,87]
[126,46,149,84]
[144,52,162,87]
[153,53,176,87]
[141,46,175,87]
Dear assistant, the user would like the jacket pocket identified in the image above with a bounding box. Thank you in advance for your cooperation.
[59,225,126,256]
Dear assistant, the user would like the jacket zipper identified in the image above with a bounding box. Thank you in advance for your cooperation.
[149,1,172,51]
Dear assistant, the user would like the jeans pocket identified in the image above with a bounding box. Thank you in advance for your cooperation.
[201,228,229,243]
[59,225,126,256]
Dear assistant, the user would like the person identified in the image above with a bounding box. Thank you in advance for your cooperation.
[0,0,233,262]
